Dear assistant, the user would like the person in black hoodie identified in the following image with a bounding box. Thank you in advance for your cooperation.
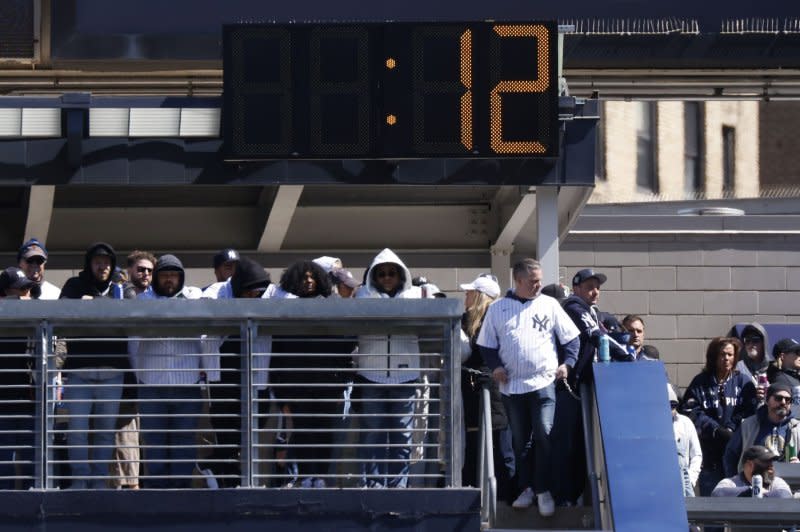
[202,257,272,487]
[59,242,129,489]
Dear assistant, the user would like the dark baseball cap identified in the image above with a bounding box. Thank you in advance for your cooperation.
[17,239,48,262]
[742,445,778,463]
[767,382,792,400]
[213,248,240,269]
[773,338,800,359]
[0,267,36,291]
[572,268,607,287]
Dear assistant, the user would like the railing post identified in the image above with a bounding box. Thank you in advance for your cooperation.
[239,319,255,488]
[444,318,462,487]
[34,320,53,489]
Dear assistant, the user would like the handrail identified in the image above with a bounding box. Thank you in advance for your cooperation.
[477,378,497,527]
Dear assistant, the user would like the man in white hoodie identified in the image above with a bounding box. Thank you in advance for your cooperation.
[129,254,219,488]
[354,248,426,488]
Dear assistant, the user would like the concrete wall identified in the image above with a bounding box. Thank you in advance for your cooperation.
[559,233,800,391]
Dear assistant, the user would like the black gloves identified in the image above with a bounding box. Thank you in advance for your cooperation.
[716,426,734,442]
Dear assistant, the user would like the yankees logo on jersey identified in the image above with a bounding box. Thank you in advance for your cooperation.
[532,314,550,332]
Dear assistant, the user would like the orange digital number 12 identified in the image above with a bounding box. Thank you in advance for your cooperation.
[488,24,550,154]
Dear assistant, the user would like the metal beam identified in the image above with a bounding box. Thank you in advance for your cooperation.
[23,185,54,244]
[256,185,303,252]
[490,189,536,287]
[536,187,559,285]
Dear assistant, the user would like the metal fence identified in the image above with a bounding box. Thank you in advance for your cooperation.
[0,298,462,490]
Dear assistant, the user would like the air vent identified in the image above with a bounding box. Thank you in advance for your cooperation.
[0,0,34,59]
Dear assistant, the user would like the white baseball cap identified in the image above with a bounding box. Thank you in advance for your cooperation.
[313,256,342,273]
[459,275,501,299]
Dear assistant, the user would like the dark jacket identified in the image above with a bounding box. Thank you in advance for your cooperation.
[59,242,128,370]
[59,242,118,300]
[681,370,757,470]
[769,366,800,389]
[561,295,632,385]
[462,316,508,431]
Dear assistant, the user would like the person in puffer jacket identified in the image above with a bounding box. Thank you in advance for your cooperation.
[128,254,219,488]
[354,248,426,488]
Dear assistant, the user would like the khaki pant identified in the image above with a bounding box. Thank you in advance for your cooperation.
[110,416,140,488]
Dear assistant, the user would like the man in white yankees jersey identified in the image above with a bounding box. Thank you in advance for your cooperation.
[477,258,580,515]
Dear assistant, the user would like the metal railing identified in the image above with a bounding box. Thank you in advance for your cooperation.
[477,381,497,527]
[0,298,463,490]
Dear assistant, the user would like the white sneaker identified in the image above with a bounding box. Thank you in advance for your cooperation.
[512,487,535,509]
[313,478,326,488]
[537,491,555,517]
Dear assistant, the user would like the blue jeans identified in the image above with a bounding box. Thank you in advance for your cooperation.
[502,383,556,495]
[0,414,34,490]
[66,370,123,488]
[359,382,416,488]
[139,385,202,489]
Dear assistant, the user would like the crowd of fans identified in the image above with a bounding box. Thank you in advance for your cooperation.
[0,237,798,511]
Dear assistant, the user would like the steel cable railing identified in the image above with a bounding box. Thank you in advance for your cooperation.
[0,298,463,490]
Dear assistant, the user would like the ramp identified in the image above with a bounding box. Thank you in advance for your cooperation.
[592,362,688,532]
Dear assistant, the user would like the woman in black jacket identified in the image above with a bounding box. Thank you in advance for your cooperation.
[270,261,354,488]
[459,274,514,501]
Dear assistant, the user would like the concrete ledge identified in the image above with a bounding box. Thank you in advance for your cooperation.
[0,488,481,531]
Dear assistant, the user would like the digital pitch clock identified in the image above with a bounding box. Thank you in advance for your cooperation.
[223,21,559,159]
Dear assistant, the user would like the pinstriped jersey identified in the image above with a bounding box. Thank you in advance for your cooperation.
[477,293,579,395]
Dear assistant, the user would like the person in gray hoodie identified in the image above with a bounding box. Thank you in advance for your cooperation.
[736,323,772,402]
[128,254,218,488]
[354,248,425,488]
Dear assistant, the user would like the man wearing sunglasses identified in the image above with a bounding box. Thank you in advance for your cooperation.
[736,323,772,402]
[712,445,792,498]
[123,250,156,299]
[17,238,60,299]
[723,383,800,477]
[354,248,429,489]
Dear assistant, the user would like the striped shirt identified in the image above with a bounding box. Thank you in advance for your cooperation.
[128,286,221,385]
[477,293,579,395]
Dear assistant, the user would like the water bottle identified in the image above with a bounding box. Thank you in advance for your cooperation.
[111,282,124,299]
[751,474,763,498]
[598,335,610,363]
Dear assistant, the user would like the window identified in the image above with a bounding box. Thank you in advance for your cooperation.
[722,126,736,193]
[635,102,658,193]
[683,102,703,195]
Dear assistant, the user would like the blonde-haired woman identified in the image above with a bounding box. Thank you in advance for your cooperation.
[460,274,514,501]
